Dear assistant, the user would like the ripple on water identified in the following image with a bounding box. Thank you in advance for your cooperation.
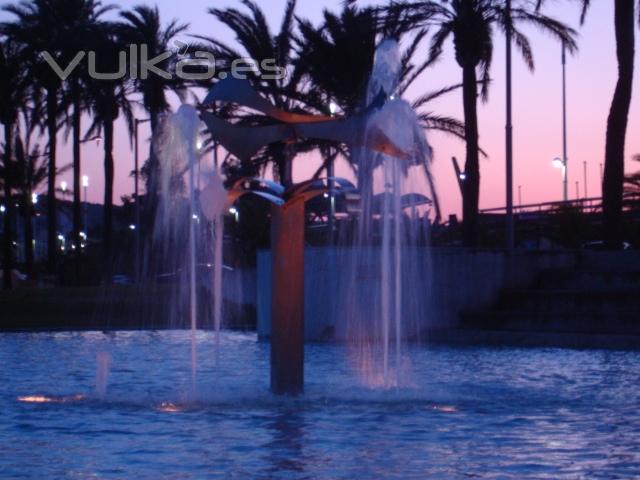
[1,331,640,479]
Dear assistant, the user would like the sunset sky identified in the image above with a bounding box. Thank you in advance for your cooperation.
[3,0,639,218]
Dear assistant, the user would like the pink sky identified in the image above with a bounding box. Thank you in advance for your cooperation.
[5,0,640,218]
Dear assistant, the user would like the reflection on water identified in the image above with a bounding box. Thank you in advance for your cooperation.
[264,410,308,478]
[1,331,640,479]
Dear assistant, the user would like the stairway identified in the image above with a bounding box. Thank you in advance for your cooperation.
[442,252,640,349]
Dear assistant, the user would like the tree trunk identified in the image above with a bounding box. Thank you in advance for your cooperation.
[24,178,34,281]
[103,118,115,284]
[461,64,480,248]
[3,122,13,290]
[46,88,58,273]
[72,81,82,279]
[603,0,635,249]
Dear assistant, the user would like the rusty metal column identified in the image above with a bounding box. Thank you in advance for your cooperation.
[270,198,305,395]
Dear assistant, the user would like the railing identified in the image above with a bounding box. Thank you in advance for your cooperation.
[480,193,640,216]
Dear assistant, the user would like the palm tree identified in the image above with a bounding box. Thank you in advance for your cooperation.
[297,4,467,222]
[0,37,30,289]
[0,142,17,289]
[85,23,134,282]
[402,0,576,246]
[57,1,111,265]
[576,1,636,248]
[13,134,70,278]
[3,1,79,271]
[201,0,306,186]
[119,5,189,196]
[2,0,110,271]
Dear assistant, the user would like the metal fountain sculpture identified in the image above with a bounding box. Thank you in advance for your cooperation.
[198,45,428,395]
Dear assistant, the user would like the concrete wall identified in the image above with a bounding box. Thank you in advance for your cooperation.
[257,248,577,340]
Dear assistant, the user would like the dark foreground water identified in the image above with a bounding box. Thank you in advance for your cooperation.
[1,331,639,479]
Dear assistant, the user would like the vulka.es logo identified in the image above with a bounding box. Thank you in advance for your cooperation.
[40,44,287,82]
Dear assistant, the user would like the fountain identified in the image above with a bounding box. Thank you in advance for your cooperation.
[118,37,436,396]
[153,104,226,392]
[343,39,436,387]
[5,38,640,480]
[184,38,435,393]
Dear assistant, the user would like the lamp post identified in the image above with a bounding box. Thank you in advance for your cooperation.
[328,101,338,245]
[553,157,568,201]
[82,175,89,235]
[134,118,151,281]
[583,161,588,199]
[560,41,569,202]
[518,185,522,208]
[505,0,515,250]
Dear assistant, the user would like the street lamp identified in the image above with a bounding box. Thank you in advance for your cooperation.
[552,157,568,201]
[134,117,151,282]
[82,175,89,234]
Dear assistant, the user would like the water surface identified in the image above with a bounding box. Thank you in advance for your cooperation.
[1,331,638,479]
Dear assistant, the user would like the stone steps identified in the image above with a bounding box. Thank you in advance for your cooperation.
[461,310,640,335]
[456,256,640,345]
[535,269,640,292]
[429,328,640,350]
[494,289,640,315]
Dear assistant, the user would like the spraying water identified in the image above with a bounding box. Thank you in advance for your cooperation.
[344,39,435,388]
[154,104,227,392]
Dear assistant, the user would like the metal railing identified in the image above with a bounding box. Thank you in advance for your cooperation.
[480,193,640,216]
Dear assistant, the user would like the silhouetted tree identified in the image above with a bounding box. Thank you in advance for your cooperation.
[85,23,134,282]
[577,1,636,248]
[402,0,577,246]
[119,5,189,195]
[0,37,29,289]
[201,0,305,186]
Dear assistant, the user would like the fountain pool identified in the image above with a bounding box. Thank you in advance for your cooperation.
[1,330,639,479]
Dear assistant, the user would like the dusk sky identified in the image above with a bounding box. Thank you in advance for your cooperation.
[3,0,639,218]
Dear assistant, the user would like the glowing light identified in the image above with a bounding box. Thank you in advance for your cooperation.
[82,175,90,188]
[31,193,38,205]
[459,172,467,181]
[60,181,68,192]
[229,207,238,215]
[80,232,87,239]
[18,395,53,403]
[196,139,203,150]
[192,214,199,220]
[157,402,182,413]
[323,193,330,198]
[129,224,136,231]
[329,102,338,116]
[57,234,64,241]
[18,394,86,404]
[0,205,5,213]
[552,157,565,169]
[432,405,458,414]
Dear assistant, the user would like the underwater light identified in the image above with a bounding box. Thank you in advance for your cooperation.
[18,395,53,403]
